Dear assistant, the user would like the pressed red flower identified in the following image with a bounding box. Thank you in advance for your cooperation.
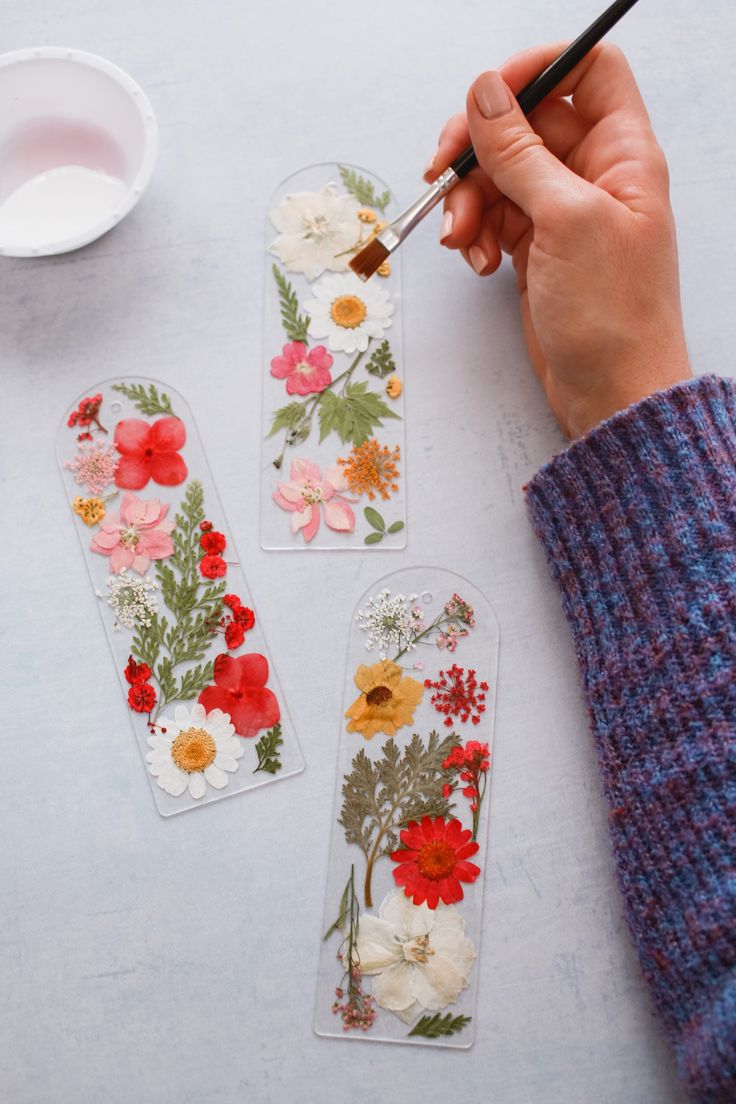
[225,621,245,650]
[391,815,480,909]
[128,683,156,713]
[200,553,227,579]
[233,605,255,630]
[223,593,241,609]
[198,653,280,737]
[114,416,187,490]
[200,529,226,554]
[124,655,152,685]
[199,520,214,532]
[424,665,489,727]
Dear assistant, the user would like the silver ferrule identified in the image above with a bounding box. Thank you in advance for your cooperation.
[378,166,459,254]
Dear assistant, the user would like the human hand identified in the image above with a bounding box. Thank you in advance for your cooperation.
[426,44,692,438]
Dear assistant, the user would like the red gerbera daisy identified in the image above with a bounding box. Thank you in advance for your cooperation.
[390,815,480,909]
[114,417,187,490]
[198,653,280,738]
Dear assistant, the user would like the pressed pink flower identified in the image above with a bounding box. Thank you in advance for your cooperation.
[273,457,355,543]
[114,417,187,490]
[65,442,119,495]
[91,492,175,574]
[270,341,333,396]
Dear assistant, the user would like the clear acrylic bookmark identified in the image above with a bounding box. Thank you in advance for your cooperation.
[315,567,499,1046]
[58,378,304,817]
[261,163,407,550]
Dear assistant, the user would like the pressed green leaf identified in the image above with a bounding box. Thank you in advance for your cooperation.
[272,264,310,342]
[408,1013,472,1038]
[339,733,457,897]
[318,381,400,446]
[365,339,397,379]
[338,166,390,212]
[364,532,384,545]
[364,506,385,531]
[268,401,309,438]
[111,382,176,417]
[254,723,283,774]
[387,520,405,534]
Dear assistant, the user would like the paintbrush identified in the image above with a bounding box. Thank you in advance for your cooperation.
[350,0,642,281]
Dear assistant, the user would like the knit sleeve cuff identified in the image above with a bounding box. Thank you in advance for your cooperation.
[525,374,736,694]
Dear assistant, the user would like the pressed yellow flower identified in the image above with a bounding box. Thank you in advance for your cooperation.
[376,262,391,278]
[386,375,402,399]
[338,439,400,501]
[358,208,377,223]
[72,495,106,526]
[345,660,424,739]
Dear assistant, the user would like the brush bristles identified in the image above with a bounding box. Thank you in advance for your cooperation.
[349,238,390,282]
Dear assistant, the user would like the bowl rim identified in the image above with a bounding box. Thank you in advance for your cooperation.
[0,46,159,257]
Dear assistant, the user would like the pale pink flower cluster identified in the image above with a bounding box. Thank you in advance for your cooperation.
[65,442,119,495]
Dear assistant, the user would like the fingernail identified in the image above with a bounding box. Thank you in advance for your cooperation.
[423,150,437,180]
[439,210,454,243]
[472,71,513,120]
[469,245,488,274]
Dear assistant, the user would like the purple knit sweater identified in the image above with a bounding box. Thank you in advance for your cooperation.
[525,374,736,1104]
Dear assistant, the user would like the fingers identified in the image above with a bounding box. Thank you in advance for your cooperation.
[424,113,470,182]
[498,41,651,129]
[459,211,503,276]
[466,71,583,220]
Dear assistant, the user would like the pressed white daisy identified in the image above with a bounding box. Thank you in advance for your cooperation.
[352,890,475,1024]
[146,703,243,800]
[305,272,393,355]
[268,185,362,280]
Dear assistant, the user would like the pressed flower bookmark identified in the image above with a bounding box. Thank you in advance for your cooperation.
[315,568,499,1046]
[261,163,407,550]
[58,379,304,816]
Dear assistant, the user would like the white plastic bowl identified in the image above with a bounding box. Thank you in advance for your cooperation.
[0,47,158,257]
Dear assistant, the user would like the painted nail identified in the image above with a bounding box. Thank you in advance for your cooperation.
[439,210,454,243]
[423,151,437,180]
[472,71,513,120]
[469,245,488,274]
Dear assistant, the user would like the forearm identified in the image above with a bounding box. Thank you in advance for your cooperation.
[525,374,736,1104]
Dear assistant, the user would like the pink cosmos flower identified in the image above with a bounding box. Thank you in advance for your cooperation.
[91,492,175,574]
[273,458,355,543]
[270,341,333,396]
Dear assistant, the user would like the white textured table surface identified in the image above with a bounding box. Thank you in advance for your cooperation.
[2,2,733,1102]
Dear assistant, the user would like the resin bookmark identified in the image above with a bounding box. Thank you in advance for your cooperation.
[58,379,304,816]
[261,163,406,550]
[315,568,499,1046]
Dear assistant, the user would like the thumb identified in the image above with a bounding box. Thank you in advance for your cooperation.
[467,70,579,218]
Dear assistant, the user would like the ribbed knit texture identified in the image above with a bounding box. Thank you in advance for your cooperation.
[525,375,736,1104]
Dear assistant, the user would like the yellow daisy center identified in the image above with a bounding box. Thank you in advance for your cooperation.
[171,726,217,773]
[330,294,367,329]
[366,684,393,707]
[416,839,456,881]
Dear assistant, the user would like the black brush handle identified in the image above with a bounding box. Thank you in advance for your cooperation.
[451,0,642,179]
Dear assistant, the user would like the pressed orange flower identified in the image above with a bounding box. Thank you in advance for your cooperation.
[72,495,106,526]
[345,659,424,739]
[386,375,402,399]
[338,439,400,501]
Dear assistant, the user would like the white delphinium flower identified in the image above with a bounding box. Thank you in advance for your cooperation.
[352,890,475,1024]
[268,185,362,280]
